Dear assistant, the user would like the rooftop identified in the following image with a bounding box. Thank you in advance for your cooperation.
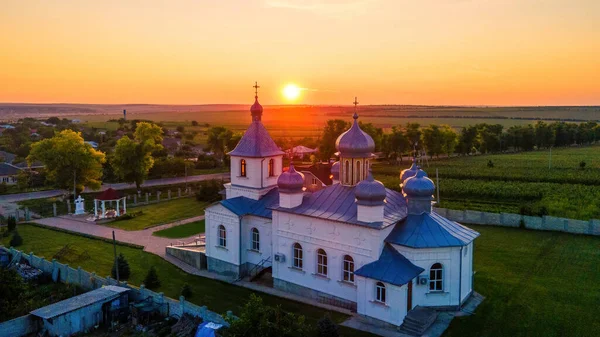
[220,187,279,218]
[228,121,284,158]
[30,286,129,319]
[355,244,424,286]
[0,162,20,175]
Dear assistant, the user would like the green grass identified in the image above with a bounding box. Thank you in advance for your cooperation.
[108,197,207,231]
[1,225,374,337]
[152,220,205,238]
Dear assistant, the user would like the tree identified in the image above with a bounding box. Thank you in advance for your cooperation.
[143,266,161,290]
[0,268,26,322]
[176,125,185,133]
[112,122,163,190]
[223,294,311,337]
[28,130,106,196]
[440,125,458,157]
[205,126,239,164]
[191,120,199,126]
[181,283,193,299]
[458,125,478,155]
[7,216,16,231]
[10,231,23,247]
[404,123,422,151]
[358,122,384,152]
[111,253,131,280]
[422,125,443,158]
[317,314,339,337]
[318,119,350,160]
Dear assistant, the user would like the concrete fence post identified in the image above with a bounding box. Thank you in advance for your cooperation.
[157,191,161,203]
[140,284,146,298]
[25,207,30,221]
[66,200,71,214]
[53,203,57,217]
[29,252,34,265]
[168,190,171,200]
[145,193,149,204]
[78,266,82,286]
[179,296,186,316]
[200,306,208,320]
[15,209,20,221]
[64,264,69,282]
[133,194,137,205]
[178,188,181,198]
[563,219,569,232]
[589,220,595,235]
[91,272,97,288]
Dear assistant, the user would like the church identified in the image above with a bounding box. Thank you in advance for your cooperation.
[204,86,480,326]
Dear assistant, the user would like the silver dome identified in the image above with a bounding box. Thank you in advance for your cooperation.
[277,163,304,193]
[355,170,386,206]
[402,169,435,198]
[400,158,419,182]
[331,161,340,180]
[335,112,375,158]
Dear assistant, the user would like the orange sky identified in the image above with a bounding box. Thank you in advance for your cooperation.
[1,0,599,105]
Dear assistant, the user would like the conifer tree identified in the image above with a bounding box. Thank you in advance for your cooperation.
[143,266,160,290]
[111,253,131,280]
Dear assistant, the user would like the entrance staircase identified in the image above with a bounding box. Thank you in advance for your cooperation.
[398,306,438,336]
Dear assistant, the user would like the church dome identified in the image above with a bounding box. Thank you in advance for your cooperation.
[278,163,304,193]
[331,161,340,180]
[250,96,263,122]
[400,158,419,182]
[335,112,375,158]
[402,169,435,198]
[355,170,386,206]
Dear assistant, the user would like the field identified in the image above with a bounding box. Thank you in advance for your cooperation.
[109,197,207,231]
[152,219,205,238]
[374,146,600,220]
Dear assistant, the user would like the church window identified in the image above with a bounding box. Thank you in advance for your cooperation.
[356,161,361,180]
[345,160,350,183]
[251,228,260,251]
[430,263,443,292]
[342,255,354,283]
[218,225,227,247]
[268,159,274,177]
[376,282,386,303]
[293,243,303,269]
[317,249,328,276]
[240,159,247,177]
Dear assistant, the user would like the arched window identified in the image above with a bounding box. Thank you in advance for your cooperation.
[240,159,247,177]
[429,263,443,292]
[376,282,386,303]
[345,160,350,183]
[317,249,328,276]
[356,161,361,180]
[268,159,274,177]
[342,255,354,283]
[218,225,227,247]
[293,243,303,269]
[251,228,260,251]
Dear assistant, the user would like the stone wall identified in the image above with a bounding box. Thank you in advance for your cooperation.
[166,246,207,270]
[434,208,600,236]
[0,315,38,337]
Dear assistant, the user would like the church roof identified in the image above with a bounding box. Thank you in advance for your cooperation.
[220,188,279,218]
[355,244,424,286]
[385,212,479,248]
[272,183,407,229]
[228,122,285,158]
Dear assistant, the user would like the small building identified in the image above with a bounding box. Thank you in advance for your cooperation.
[30,286,129,337]
[0,163,20,185]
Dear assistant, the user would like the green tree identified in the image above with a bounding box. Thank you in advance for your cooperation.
[111,253,131,280]
[191,120,199,126]
[440,125,458,157]
[458,125,478,155]
[28,130,106,196]
[10,230,23,247]
[317,314,339,337]
[422,124,443,158]
[181,283,193,299]
[112,122,163,190]
[143,266,161,290]
[318,119,350,160]
[0,268,26,321]
[7,216,17,231]
[205,126,239,164]
[404,123,422,151]
[358,122,384,152]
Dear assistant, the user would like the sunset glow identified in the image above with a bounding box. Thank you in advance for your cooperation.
[0,0,599,105]
[282,84,301,101]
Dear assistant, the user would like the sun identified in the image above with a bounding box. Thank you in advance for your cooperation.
[282,83,301,101]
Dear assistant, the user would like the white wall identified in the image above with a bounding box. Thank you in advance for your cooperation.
[460,242,474,303]
[241,215,273,268]
[230,155,282,190]
[271,211,394,304]
[356,276,407,326]
[1,174,18,185]
[205,203,241,266]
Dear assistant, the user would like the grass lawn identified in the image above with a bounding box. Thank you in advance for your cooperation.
[152,220,205,238]
[108,197,207,231]
[1,225,375,337]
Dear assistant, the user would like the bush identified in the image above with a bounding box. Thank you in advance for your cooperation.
[317,314,339,337]
[7,216,17,231]
[10,231,23,247]
[580,161,586,169]
[116,210,143,221]
[0,182,8,194]
[111,253,131,280]
[487,160,494,168]
[143,266,161,290]
[195,179,223,202]
[181,283,193,299]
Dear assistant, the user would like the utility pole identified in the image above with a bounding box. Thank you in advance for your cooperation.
[112,231,119,282]
[549,147,552,169]
[185,162,188,190]
[436,168,440,205]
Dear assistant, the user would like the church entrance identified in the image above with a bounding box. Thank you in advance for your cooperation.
[407,280,413,312]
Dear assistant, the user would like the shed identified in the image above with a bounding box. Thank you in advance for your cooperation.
[30,285,130,336]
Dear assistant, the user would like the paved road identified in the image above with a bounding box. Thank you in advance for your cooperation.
[0,172,228,203]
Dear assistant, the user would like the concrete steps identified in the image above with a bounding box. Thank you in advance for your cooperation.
[399,306,438,336]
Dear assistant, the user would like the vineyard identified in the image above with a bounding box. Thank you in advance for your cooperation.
[373,146,600,220]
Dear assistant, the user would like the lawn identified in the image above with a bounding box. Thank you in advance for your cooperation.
[108,197,207,231]
[152,220,205,238]
[1,224,374,337]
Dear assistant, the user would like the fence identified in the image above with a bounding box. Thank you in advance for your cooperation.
[0,247,231,327]
[434,207,600,236]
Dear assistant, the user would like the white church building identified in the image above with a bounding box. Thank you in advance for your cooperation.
[204,88,480,326]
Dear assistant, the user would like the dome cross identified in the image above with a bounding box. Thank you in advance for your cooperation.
[253,81,260,98]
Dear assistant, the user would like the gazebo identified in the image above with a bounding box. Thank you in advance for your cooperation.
[94,188,127,219]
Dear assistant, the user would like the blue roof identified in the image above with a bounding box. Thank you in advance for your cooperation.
[30,286,129,319]
[220,188,279,218]
[273,183,407,229]
[228,121,285,158]
[385,212,480,248]
[355,244,424,286]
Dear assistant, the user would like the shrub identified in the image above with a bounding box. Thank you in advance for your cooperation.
[143,266,161,290]
[195,179,223,202]
[111,253,131,280]
[487,160,494,168]
[181,283,193,299]
[0,182,8,194]
[317,314,339,337]
[116,211,143,221]
[580,161,586,169]
[10,231,23,247]
[7,216,17,231]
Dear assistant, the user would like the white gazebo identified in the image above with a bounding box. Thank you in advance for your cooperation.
[94,188,126,219]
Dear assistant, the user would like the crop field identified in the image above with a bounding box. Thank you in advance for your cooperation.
[374,146,600,220]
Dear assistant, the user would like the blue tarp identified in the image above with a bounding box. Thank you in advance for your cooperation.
[195,322,223,337]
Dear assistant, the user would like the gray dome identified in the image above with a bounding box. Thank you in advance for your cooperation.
[402,169,435,198]
[335,113,375,158]
[355,170,386,206]
[331,161,340,180]
[278,163,304,193]
[400,158,419,182]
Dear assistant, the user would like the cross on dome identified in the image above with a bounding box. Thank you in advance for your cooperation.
[353,97,359,119]
[250,81,263,122]
[253,81,260,98]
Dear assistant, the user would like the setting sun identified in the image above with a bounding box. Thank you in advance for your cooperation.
[282,84,301,101]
